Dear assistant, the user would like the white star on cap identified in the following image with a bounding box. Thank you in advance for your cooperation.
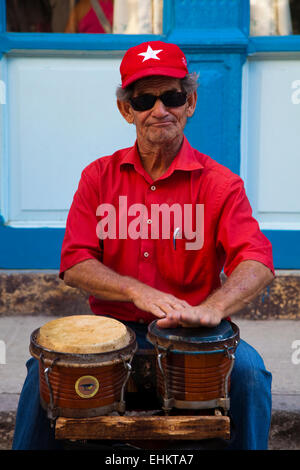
[138,45,163,62]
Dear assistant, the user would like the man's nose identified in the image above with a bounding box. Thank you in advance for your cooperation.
[151,98,169,116]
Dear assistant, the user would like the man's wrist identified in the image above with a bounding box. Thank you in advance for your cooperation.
[121,276,141,302]
[200,298,227,322]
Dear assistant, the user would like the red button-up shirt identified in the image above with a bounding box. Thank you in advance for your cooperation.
[60,136,274,323]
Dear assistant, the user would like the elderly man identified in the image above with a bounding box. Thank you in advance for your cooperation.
[13,41,274,450]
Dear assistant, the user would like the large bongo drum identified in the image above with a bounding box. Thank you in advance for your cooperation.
[147,320,239,414]
[30,315,137,424]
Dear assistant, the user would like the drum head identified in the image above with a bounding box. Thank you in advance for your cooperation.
[36,315,130,354]
[147,319,239,352]
[149,320,233,344]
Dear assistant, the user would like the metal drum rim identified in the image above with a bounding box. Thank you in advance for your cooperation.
[40,396,121,418]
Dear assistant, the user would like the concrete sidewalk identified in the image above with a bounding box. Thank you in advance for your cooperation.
[0,316,299,412]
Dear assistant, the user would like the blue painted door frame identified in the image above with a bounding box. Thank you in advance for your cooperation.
[0,0,298,269]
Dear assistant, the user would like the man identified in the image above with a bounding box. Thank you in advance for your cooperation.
[13,41,274,450]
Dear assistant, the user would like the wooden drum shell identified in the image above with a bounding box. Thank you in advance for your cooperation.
[156,351,232,403]
[38,361,127,416]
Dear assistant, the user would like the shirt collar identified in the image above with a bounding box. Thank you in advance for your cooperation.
[119,135,204,182]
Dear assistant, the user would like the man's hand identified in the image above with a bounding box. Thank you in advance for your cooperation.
[127,282,191,319]
[156,303,223,328]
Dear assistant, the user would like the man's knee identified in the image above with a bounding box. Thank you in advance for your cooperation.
[231,339,272,394]
[25,357,40,382]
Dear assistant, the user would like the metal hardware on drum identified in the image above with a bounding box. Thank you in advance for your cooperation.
[156,346,173,413]
[118,348,137,414]
[223,342,238,413]
[39,354,60,426]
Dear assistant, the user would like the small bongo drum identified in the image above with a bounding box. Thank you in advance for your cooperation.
[30,315,137,424]
[147,320,239,414]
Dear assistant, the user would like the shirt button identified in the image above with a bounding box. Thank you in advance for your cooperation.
[143,251,149,258]
[150,185,156,191]
[147,219,152,224]
[138,319,145,324]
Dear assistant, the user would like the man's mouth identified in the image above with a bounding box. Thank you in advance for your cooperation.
[150,121,173,127]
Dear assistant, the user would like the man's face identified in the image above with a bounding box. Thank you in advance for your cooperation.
[119,76,197,148]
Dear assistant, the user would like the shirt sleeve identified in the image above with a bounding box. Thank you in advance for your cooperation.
[59,166,102,279]
[216,176,275,277]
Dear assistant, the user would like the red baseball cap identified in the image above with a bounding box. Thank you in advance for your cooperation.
[120,41,189,88]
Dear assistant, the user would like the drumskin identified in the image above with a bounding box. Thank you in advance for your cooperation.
[37,315,130,354]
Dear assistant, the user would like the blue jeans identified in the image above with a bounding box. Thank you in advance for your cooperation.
[12,322,272,450]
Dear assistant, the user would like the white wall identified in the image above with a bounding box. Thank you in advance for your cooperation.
[241,54,300,230]
[1,54,136,227]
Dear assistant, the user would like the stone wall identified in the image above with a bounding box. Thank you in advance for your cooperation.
[0,270,299,319]
[0,271,90,317]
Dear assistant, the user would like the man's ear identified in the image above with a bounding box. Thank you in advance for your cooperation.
[117,99,135,124]
[186,91,197,118]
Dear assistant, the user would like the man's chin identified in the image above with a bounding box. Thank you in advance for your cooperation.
[147,127,179,145]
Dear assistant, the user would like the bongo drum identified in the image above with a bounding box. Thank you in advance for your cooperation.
[30,315,137,424]
[147,320,239,413]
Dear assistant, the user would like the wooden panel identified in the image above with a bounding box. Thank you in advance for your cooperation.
[55,414,230,441]
[6,55,136,226]
[242,57,300,230]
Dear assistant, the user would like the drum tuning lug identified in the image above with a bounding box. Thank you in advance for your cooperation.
[224,344,235,361]
[119,352,135,414]
[118,401,126,415]
[47,409,57,428]
[40,354,60,426]
[162,398,173,415]
[217,398,230,412]
[47,407,58,427]
[157,349,174,413]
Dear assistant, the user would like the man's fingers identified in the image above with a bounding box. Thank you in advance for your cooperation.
[157,309,202,328]
[132,288,192,321]
[150,304,167,318]
[156,313,181,328]
[168,297,190,309]
[153,302,222,329]
[154,297,188,315]
[177,310,200,326]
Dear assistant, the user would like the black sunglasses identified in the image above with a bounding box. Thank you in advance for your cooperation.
[129,90,187,111]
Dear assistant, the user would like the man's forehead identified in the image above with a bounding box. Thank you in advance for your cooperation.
[132,76,182,94]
